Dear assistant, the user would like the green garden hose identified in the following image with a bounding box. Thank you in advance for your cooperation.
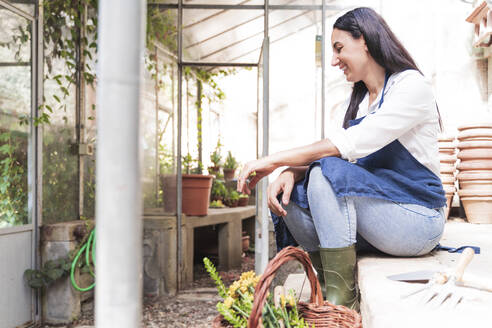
[70,228,96,291]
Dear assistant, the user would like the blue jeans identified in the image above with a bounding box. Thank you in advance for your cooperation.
[282,166,445,256]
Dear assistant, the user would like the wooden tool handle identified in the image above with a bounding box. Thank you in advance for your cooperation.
[460,274,492,293]
[454,247,475,282]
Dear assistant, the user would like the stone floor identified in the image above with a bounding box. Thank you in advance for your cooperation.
[284,218,492,328]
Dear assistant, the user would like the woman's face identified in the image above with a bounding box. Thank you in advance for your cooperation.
[331,28,369,82]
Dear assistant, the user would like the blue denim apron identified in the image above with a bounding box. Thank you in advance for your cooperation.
[272,73,446,250]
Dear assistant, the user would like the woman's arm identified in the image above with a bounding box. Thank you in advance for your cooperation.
[237,139,340,194]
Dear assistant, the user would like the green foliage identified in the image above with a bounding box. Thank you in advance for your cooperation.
[146,7,177,54]
[24,226,95,290]
[203,260,310,328]
[0,131,28,227]
[182,153,194,174]
[224,151,239,170]
[210,139,223,167]
[210,199,225,208]
[203,257,227,299]
[159,143,174,175]
[24,257,72,289]
[211,179,227,199]
[226,189,240,202]
[41,0,98,125]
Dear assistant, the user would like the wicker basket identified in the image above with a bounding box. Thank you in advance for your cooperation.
[212,246,362,328]
[248,246,362,328]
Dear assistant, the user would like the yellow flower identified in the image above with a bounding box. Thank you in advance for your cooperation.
[223,296,234,309]
[280,294,286,307]
[287,294,296,307]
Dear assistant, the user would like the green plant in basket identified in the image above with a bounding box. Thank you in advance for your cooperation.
[203,258,310,328]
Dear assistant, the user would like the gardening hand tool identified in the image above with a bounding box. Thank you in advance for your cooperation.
[389,249,492,294]
[398,247,475,308]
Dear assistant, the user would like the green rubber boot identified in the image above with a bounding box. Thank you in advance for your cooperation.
[319,245,359,311]
[308,251,325,298]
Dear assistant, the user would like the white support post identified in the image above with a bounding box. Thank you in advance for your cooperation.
[95,1,145,327]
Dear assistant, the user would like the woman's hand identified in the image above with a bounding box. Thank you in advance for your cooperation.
[267,170,295,217]
[237,158,276,195]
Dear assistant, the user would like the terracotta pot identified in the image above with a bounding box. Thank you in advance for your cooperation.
[457,171,492,181]
[161,174,177,214]
[242,235,250,252]
[457,140,492,149]
[440,174,455,184]
[457,128,492,141]
[457,160,492,171]
[457,123,492,131]
[457,192,492,224]
[440,175,455,184]
[443,184,455,194]
[439,163,456,174]
[238,196,249,207]
[458,148,492,160]
[438,136,455,142]
[223,168,236,181]
[444,194,453,220]
[439,154,457,163]
[224,199,238,207]
[208,166,221,177]
[182,174,214,216]
[459,179,492,191]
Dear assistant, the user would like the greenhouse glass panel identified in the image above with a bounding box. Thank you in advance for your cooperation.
[157,56,178,214]
[7,1,35,16]
[147,8,177,57]
[42,47,78,223]
[268,9,323,153]
[0,5,32,228]
[183,9,264,63]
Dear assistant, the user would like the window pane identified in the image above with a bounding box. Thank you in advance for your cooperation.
[0,5,32,228]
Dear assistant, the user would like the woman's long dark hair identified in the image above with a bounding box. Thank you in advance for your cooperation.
[334,7,424,128]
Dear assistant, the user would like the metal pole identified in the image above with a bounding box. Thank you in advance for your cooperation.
[95,0,145,327]
[256,0,270,275]
[176,0,183,291]
[321,0,326,139]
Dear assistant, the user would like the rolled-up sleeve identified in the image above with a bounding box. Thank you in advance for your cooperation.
[326,72,435,162]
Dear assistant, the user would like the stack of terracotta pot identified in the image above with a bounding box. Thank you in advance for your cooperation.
[438,136,457,220]
[456,123,492,224]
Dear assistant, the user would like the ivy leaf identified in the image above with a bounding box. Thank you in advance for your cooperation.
[46,268,64,281]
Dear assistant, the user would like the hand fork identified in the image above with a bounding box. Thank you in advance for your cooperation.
[403,247,475,309]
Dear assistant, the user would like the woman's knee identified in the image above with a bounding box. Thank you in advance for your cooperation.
[306,166,334,199]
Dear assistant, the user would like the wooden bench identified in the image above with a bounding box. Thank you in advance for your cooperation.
[142,206,256,294]
[183,206,256,285]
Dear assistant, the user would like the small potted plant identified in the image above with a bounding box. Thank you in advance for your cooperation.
[210,179,227,202]
[208,140,222,177]
[181,153,214,216]
[223,151,238,181]
[238,193,249,207]
[224,189,240,207]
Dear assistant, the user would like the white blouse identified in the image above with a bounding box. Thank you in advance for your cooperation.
[326,69,441,177]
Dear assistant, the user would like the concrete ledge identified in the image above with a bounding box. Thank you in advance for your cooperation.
[359,221,492,328]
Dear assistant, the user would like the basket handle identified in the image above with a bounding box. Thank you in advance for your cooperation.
[247,246,323,328]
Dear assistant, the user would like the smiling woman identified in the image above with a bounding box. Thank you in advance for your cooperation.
[236,7,446,312]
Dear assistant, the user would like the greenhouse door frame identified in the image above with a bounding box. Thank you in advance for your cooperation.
[0,1,43,327]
